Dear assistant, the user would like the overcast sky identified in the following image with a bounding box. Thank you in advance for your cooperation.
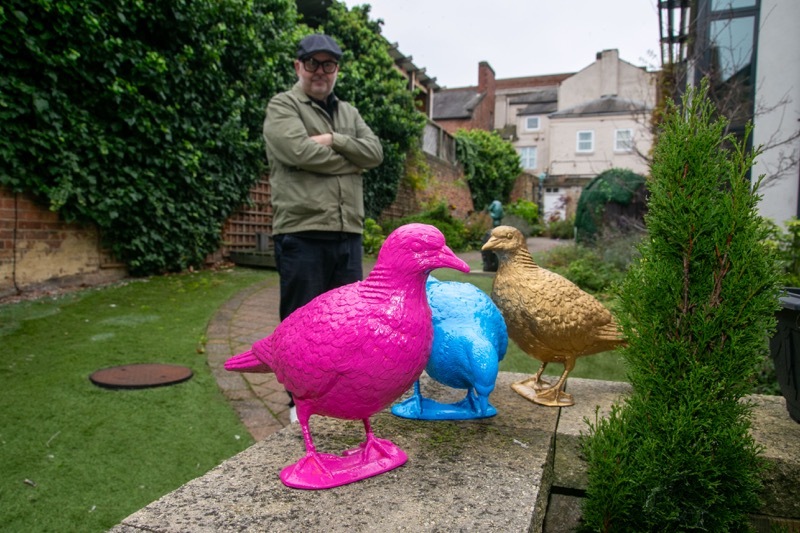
[340,0,662,88]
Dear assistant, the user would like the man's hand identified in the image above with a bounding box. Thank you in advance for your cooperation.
[310,133,333,147]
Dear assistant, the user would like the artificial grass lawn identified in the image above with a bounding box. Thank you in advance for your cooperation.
[0,267,272,532]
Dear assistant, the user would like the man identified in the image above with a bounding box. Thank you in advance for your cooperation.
[263,34,384,421]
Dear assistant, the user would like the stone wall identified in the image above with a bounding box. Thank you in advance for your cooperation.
[380,152,474,221]
[111,376,800,532]
[0,186,126,299]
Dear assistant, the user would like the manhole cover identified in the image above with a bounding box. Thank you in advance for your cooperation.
[90,363,193,389]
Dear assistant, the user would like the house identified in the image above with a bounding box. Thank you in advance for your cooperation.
[433,61,497,134]
[660,0,800,227]
[434,51,657,220]
[545,49,656,219]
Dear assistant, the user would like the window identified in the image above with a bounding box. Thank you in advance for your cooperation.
[576,131,594,153]
[518,146,537,169]
[523,116,541,131]
[615,129,634,152]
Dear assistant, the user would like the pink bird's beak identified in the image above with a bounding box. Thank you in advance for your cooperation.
[435,245,470,273]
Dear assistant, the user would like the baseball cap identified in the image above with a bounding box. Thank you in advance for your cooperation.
[296,34,343,60]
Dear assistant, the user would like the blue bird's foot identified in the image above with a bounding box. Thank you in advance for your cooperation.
[392,394,497,420]
[391,393,426,419]
[452,392,497,418]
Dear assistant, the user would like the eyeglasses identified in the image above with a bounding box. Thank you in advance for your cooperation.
[302,58,338,74]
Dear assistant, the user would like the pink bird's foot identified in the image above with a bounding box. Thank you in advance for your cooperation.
[280,439,408,490]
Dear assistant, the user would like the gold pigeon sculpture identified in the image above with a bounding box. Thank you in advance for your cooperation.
[482,226,626,407]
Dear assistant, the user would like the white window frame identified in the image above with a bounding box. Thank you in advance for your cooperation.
[576,130,594,153]
[518,146,538,169]
[523,116,541,132]
[615,129,634,152]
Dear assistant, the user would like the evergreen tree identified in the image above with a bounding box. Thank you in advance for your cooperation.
[580,81,781,531]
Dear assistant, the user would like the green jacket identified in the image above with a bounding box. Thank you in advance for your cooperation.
[263,82,384,235]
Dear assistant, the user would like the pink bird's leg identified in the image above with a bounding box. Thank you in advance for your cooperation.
[355,418,399,463]
[286,413,334,479]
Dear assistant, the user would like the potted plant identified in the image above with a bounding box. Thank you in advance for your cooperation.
[770,287,800,422]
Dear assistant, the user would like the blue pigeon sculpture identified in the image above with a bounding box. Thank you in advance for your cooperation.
[392,276,507,420]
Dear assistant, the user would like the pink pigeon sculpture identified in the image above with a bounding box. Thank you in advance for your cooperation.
[224,223,470,489]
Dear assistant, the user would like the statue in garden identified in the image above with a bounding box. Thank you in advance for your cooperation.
[482,200,505,272]
[224,224,469,489]
[488,200,504,226]
[392,276,507,420]
[482,225,626,406]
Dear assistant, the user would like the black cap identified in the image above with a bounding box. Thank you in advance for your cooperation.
[296,34,343,60]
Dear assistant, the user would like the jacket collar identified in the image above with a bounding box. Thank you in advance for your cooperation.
[291,81,338,113]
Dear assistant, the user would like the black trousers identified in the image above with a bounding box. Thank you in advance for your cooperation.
[273,232,363,320]
[273,232,363,407]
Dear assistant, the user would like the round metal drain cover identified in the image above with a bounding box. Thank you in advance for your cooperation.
[90,363,193,389]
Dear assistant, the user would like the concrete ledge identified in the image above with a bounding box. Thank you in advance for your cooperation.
[113,372,558,532]
[113,374,800,532]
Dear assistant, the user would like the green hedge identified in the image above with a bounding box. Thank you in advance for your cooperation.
[1,0,300,275]
[454,128,521,210]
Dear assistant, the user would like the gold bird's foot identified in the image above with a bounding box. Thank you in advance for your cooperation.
[532,386,574,407]
[521,374,551,391]
[511,380,538,403]
[511,375,551,403]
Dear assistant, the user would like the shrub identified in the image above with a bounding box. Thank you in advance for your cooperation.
[505,198,539,226]
[463,211,493,249]
[500,214,532,238]
[580,81,781,531]
[540,244,626,295]
[362,218,385,256]
[454,129,522,209]
[382,202,469,251]
[546,217,575,240]
[574,168,646,244]
[764,217,800,287]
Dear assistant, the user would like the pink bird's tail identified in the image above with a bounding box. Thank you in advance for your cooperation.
[224,349,273,373]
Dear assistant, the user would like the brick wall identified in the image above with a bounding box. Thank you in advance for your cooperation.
[0,186,126,299]
[510,173,539,203]
[380,152,474,221]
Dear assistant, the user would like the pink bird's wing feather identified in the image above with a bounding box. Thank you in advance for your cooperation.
[267,281,434,419]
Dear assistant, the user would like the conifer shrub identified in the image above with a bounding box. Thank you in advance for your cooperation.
[580,82,781,531]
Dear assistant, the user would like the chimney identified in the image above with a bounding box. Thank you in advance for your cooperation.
[478,61,495,93]
[599,49,619,98]
[478,61,496,129]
